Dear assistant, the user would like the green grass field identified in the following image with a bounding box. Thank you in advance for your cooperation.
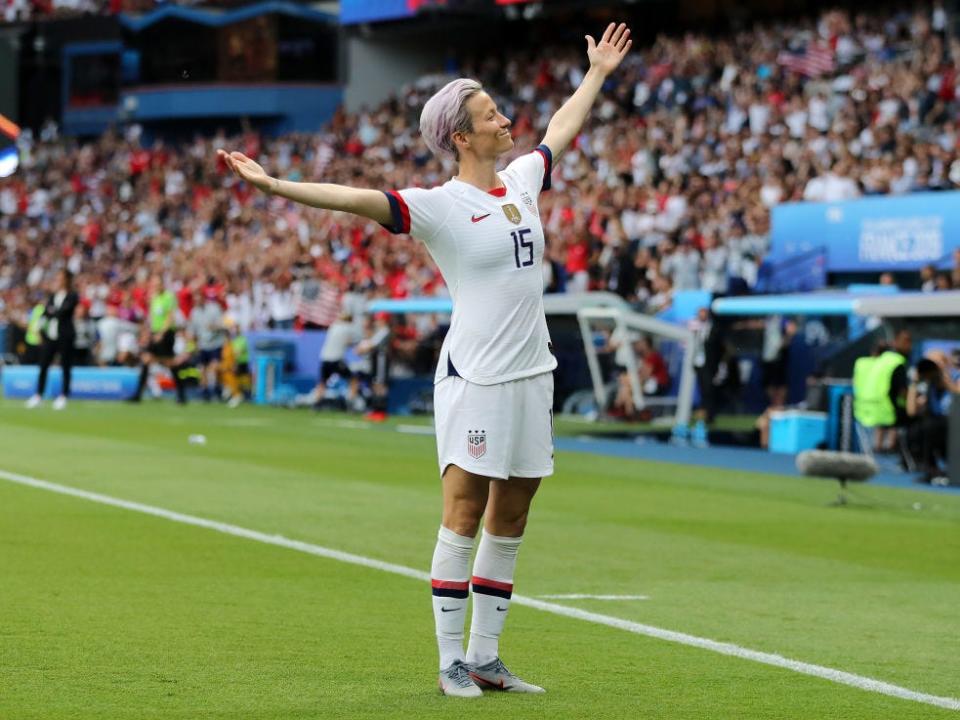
[1,399,958,719]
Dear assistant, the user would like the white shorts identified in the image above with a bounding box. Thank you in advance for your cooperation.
[434,372,554,480]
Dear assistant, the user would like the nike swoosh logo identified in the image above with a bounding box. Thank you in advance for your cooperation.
[471,213,491,223]
[496,606,508,612]
[440,606,460,613]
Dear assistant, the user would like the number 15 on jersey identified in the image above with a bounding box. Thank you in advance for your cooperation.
[512,228,534,269]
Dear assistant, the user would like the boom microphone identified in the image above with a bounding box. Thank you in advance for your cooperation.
[796,450,878,506]
[796,450,878,481]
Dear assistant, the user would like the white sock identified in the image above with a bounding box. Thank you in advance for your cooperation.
[431,525,475,670]
[466,529,522,666]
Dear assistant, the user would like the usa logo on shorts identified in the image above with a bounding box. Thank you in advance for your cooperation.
[467,430,486,459]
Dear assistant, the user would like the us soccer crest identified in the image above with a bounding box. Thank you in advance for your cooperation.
[467,429,487,459]
[502,203,521,225]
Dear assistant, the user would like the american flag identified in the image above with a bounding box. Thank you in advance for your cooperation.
[776,43,835,78]
[296,280,341,327]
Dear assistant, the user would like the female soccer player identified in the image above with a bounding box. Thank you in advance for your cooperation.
[218,22,632,697]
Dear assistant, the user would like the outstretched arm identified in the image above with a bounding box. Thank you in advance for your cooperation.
[541,22,632,162]
[216,149,392,225]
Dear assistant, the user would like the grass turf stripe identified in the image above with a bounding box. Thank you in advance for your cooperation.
[1,467,957,713]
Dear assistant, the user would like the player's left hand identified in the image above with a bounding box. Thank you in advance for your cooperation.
[586,22,632,76]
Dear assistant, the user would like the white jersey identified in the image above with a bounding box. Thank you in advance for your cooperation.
[382,145,558,385]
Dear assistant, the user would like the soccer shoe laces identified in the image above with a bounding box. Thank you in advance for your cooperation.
[447,661,475,688]
[490,658,513,677]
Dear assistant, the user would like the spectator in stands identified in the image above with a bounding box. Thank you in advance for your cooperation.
[611,335,669,420]
[661,238,700,292]
[700,231,729,295]
[647,275,673,314]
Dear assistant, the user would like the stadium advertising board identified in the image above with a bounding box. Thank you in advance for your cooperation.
[771,192,960,272]
[2,366,140,400]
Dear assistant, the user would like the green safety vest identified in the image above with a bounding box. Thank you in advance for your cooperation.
[25,304,45,346]
[232,335,249,364]
[853,351,906,427]
[149,290,176,333]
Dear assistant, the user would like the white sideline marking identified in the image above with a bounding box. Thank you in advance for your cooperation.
[216,418,274,427]
[396,424,436,436]
[312,418,370,430]
[539,594,650,601]
[1,468,957,712]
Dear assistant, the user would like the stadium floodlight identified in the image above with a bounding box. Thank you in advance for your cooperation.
[576,305,695,428]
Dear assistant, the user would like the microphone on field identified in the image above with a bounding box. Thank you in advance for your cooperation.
[796,450,878,482]
[796,450,878,506]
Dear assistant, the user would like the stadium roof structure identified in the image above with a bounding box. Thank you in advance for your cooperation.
[118,0,336,32]
[712,290,960,318]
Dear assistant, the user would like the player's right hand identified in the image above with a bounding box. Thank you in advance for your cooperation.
[217,149,273,193]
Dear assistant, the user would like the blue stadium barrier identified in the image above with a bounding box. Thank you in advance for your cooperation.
[246,330,325,380]
[1,366,140,400]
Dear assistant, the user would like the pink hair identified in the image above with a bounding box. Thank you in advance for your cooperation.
[419,78,483,160]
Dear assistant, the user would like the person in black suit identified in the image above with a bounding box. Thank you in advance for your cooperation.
[26,269,79,410]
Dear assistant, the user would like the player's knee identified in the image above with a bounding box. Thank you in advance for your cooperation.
[443,501,484,538]
[444,515,481,538]
[491,509,529,537]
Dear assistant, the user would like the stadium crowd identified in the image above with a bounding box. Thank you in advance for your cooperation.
[1,0,252,23]
[3,5,960,375]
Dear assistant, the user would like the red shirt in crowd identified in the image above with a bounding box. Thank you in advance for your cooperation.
[643,350,670,388]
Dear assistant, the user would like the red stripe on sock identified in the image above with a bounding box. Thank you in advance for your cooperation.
[431,579,469,590]
[471,576,513,592]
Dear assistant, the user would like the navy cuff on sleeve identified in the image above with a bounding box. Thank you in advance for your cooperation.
[379,191,404,234]
[535,144,553,192]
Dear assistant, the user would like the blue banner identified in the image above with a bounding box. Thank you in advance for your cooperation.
[2,366,140,400]
[341,0,414,24]
[772,191,960,272]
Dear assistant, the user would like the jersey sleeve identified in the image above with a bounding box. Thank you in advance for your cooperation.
[379,186,451,242]
[502,144,553,196]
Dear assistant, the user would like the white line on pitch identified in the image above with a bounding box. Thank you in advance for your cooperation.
[396,424,435,435]
[0,468,957,713]
[216,418,274,427]
[539,594,650,601]
[311,418,371,430]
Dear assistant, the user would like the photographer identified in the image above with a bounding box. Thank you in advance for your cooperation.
[906,355,958,484]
